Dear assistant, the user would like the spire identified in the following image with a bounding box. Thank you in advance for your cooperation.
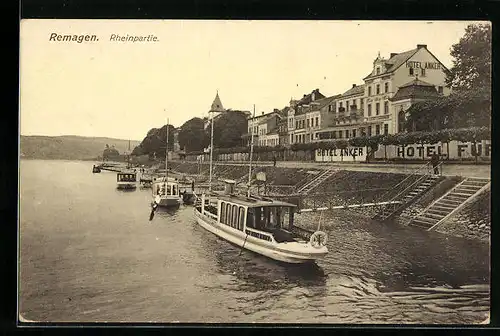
[210,91,225,113]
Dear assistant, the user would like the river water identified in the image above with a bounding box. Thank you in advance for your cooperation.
[19,160,490,324]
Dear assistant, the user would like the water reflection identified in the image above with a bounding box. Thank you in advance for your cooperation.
[192,224,327,293]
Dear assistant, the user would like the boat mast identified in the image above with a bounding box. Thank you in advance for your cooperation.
[247,104,256,197]
[166,117,169,182]
[209,107,214,193]
[127,139,131,168]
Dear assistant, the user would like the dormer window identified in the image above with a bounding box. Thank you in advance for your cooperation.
[409,68,414,76]
[376,67,380,75]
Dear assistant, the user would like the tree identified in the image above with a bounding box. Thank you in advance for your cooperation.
[103,145,120,161]
[446,23,492,92]
[206,111,248,148]
[131,124,175,158]
[178,117,208,152]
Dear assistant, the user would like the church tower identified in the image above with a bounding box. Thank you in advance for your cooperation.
[210,91,225,113]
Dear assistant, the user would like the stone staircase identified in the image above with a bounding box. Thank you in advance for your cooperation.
[295,168,338,195]
[372,174,441,222]
[407,177,491,230]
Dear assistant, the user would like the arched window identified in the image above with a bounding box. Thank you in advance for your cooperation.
[398,109,406,133]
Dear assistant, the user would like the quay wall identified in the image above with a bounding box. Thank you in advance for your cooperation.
[433,189,491,242]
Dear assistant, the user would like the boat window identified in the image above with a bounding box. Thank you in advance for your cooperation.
[173,185,178,196]
[246,208,255,229]
[220,202,226,223]
[238,207,245,231]
[232,205,238,228]
[167,184,172,195]
[225,204,232,225]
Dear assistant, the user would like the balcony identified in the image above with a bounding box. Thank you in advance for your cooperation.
[365,114,390,122]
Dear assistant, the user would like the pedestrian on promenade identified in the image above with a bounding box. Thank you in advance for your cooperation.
[431,153,440,175]
[273,155,277,167]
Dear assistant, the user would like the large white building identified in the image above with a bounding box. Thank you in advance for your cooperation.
[317,44,451,139]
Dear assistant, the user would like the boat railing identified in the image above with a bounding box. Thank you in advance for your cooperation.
[203,210,218,219]
[244,227,274,242]
[290,225,315,241]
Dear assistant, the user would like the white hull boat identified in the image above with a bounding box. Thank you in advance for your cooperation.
[152,177,182,208]
[193,182,328,264]
[116,171,137,190]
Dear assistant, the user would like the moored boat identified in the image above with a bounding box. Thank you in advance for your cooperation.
[152,176,182,207]
[194,180,328,264]
[151,118,182,209]
[117,171,137,190]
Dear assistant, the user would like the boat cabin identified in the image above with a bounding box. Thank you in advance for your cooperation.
[153,181,180,197]
[199,190,302,244]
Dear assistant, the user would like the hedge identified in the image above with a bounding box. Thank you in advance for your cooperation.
[184,127,490,156]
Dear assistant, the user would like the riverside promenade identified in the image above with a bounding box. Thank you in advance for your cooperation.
[211,160,491,179]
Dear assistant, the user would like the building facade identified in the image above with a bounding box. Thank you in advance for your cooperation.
[288,89,326,144]
[241,44,451,147]
[317,44,451,140]
[246,110,281,146]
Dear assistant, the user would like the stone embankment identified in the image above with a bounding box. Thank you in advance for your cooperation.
[433,190,491,242]
[167,161,489,242]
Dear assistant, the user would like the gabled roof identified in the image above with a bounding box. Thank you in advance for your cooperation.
[399,77,435,88]
[293,89,326,107]
[310,94,341,110]
[390,78,440,102]
[342,84,365,97]
[363,48,419,80]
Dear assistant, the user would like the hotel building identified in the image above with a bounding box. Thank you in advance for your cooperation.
[317,44,451,139]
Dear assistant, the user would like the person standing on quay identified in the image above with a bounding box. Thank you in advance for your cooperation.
[273,155,277,167]
[431,153,440,175]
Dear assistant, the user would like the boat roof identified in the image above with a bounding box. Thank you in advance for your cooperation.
[118,170,136,175]
[212,192,297,208]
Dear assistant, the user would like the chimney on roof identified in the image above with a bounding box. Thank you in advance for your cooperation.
[261,112,264,115]
[303,94,307,98]
[390,53,398,58]
[273,108,279,113]
[417,44,427,49]
[352,84,356,88]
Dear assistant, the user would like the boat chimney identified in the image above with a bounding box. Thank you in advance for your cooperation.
[223,179,236,195]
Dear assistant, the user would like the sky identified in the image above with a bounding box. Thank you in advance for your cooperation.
[20,20,488,141]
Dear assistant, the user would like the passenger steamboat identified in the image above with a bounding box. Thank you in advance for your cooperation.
[194,180,328,263]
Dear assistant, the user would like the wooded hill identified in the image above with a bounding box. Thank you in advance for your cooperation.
[20,135,141,160]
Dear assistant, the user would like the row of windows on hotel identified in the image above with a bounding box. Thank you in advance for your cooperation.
[292,100,390,132]
[291,117,320,130]
[291,124,389,143]
[258,138,279,146]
